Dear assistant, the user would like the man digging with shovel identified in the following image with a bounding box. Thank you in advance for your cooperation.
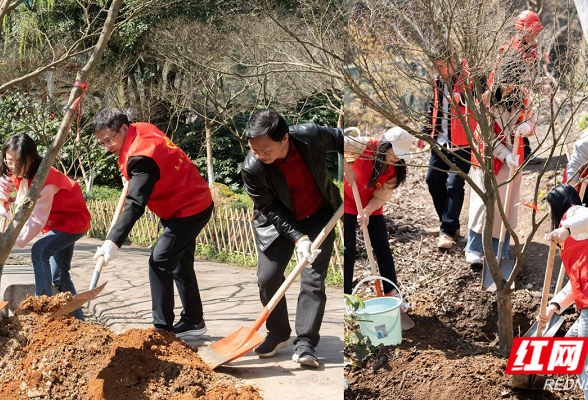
[241,109,343,368]
[92,108,214,338]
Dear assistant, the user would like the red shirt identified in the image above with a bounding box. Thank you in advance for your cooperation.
[117,123,212,220]
[274,141,325,221]
[343,139,396,216]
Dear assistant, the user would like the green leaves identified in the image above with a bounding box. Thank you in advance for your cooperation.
[579,114,588,131]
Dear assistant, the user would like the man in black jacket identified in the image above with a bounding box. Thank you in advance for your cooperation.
[241,109,343,368]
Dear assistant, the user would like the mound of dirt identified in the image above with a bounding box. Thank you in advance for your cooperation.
[0,294,262,400]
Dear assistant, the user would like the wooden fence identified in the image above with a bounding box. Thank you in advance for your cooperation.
[87,200,343,275]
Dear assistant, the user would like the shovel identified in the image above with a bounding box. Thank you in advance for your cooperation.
[524,243,565,337]
[481,132,520,292]
[89,180,128,290]
[510,242,557,390]
[48,181,128,318]
[198,204,343,369]
[350,180,383,297]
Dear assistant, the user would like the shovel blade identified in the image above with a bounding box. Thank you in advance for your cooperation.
[524,314,565,338]
[48,282,107,318]
[198,326,265,369]
[481,259,516,292]
[400,312,415,331]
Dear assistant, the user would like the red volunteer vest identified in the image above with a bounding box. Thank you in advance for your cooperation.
[343,139,396,216]
[562,165,588,193]
[560,212,588,310]
[471,98,528,175]
[12,167,90,235]
[117,123,212,220]
[430,60,476,147]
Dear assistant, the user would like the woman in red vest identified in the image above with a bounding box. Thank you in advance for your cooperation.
[343,127,411,296]
[539,184,588,399]
[465,60,536,264]
[0,134,90,320]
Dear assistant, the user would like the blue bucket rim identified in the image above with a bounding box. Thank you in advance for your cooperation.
[355,297,401,316]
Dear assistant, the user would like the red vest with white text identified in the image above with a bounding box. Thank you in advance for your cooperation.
[117,123,212,220]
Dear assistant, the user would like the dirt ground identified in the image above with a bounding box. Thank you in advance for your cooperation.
[0,294,261,400]
[345,95,588,399]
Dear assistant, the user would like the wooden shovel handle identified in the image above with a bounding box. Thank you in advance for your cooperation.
[89,181,129,290]
[497,131,521,245]
[350,180,383,297]
[538,242,557,337]
[265,204,343,314]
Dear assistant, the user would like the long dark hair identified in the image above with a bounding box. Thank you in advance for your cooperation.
[367,140,407,189]
[0,134,42,179]
[546,184,582,230]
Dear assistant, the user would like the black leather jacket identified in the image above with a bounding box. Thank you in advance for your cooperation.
[241,123,343,251]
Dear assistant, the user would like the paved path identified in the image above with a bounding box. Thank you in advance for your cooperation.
[12,238,343,400]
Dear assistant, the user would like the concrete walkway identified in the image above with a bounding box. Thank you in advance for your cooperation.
[11,237,343,400]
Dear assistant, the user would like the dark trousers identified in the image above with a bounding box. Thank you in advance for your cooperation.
[150,202,213,330]
[256,206,336,348]
[343,213,398,295]
[425,147,471,237]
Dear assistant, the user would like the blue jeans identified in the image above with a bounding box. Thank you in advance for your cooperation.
[31,229,86,320]
[465,229,510,259]
[425,147,471,237]
[565,309,588,399]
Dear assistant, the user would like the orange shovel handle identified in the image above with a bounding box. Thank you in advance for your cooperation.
[265,204,343,317]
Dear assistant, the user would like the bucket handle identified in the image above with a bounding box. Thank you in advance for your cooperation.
[351,276,403,304]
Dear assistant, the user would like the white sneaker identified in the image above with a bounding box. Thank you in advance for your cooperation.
[465,251,483,264]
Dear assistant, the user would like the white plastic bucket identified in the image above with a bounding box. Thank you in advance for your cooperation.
[351,276,402,346]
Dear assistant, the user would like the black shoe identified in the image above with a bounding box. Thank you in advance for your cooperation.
[253,334,292,358]
[173,320,207,338]
[292,342,319,368]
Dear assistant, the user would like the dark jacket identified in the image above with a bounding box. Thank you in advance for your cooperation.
[421,75,458,140]
[241,123,343,251]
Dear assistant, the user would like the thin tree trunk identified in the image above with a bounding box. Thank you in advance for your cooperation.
[205,117,214,185]
[497,287,514,352]
[0,0,124,277]
[117,83,128,108]
[337,112,344,181]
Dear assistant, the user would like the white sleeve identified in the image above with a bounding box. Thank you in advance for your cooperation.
[567,130,588,182]
[551,280,575,313]
[561,206,588,239]
[15,184,59,248]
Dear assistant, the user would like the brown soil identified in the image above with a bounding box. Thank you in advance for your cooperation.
[345,98,588,399]
[0,293,262,400]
